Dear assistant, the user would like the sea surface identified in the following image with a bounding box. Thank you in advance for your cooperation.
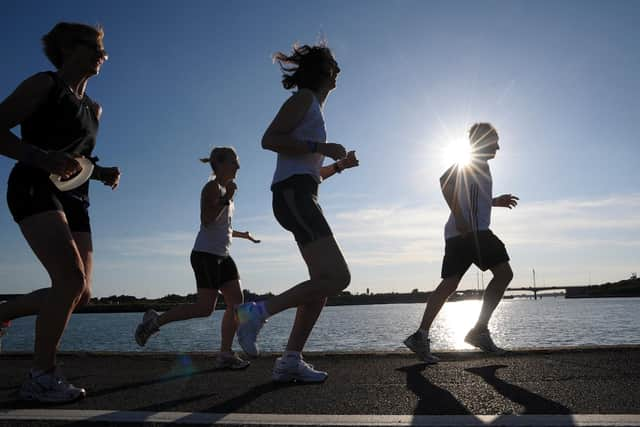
[2,298,639,353]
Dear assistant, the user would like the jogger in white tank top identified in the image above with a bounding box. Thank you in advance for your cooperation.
[235,42,359,383]
[134,147,260,370]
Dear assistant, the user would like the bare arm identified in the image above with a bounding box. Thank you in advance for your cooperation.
[320,150,360,180]
[232,230,261,243]
[262,89,346,160]
[0,73,81,178]
[200,182,226,227]
[440,165,470,234]
[0,73,52,165]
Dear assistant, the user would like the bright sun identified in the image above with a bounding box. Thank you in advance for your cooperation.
[442,138,471,167]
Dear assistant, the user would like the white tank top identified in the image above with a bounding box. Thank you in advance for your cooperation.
[272,92,327,185]
[193,183,234,256]
[444,162,493,239]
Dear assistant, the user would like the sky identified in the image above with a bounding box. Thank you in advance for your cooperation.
[0,0,638,298]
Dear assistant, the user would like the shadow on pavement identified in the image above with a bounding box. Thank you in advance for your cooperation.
[465,364,572,414]
[397,363,472,415]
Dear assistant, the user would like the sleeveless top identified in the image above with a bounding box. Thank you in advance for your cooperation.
[271,92,327,186]
[444,161,493,239]
[18,71,99,202]
[192,183,234,256]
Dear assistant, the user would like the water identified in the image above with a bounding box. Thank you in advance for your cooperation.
[2,298,639,353]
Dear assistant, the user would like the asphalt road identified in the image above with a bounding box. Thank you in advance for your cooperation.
[1,347,639,417]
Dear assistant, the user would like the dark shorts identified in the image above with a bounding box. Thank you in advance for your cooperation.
[6,164,91,233]
[271,174,333,246]
[441,230,510,278]
[190,251,239,290]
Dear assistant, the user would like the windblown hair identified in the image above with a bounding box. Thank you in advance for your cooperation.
[42,22,104,69]
[273,42,335,91]
[468,123,498,146]
[199,147,237,174]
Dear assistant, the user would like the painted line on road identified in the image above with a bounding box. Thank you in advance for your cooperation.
[1,410,640,426]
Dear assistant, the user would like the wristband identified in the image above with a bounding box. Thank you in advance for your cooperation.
[306,141,319,153]
[333,162,343,174]
[220,195,231,206]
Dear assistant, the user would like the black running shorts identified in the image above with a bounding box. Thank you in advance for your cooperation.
[7,164,91,233]
[271,174,333,247]
[441,230,510,278]
[190,251,239,289]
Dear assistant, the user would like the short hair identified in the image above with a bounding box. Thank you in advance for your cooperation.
[468,123,498,146]
[42,22,104,69]
[273,42,337,91]
[199,147,237,173]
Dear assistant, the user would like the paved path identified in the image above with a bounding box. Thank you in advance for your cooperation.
[1,347,639,425]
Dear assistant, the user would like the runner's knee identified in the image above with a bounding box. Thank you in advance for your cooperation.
[494,264,513,283]
[53,267,87,302]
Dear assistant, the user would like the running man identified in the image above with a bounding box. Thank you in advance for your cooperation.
[135,147,259,370]
[404,123,518,363]
[236,42,359,382]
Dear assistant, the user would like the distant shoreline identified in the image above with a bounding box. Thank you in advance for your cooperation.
[73,293,640,314]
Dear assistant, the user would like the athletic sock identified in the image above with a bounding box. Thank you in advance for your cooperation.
[417,328,429,338]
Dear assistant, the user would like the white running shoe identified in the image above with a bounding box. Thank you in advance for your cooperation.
[236,302,266,357]
[135,309,160,347]
[403,331,440,364]
[464,327,506,354]
[215,352,251,370]
[19,368,86,403]
[272,356,328,383]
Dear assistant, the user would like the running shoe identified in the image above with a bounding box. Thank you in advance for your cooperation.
[135,309,160,347]
[215,352,251,370]
[272,356,328,383]
[236,302,266,357]
[464,327,506,354]
[403,331,440,364]
[19,368,86,403]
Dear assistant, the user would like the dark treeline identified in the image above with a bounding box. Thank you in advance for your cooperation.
[72,276,640,314]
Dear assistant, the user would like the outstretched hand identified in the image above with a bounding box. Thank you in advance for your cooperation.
[237,231,261,243]
[494,194,519,209]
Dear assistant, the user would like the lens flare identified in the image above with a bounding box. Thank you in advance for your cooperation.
[443,138,471,167]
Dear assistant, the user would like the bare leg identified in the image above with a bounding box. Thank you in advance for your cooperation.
[18,211,88,371]
[475,262,513,330]
[72,232,93,308]
[265,236,350,316]
[219,280,243,353]
[418,276,462,332]
[286,297,327,352]
[156,287,218,327]
[267,236,350,352]
[0,288,49,321]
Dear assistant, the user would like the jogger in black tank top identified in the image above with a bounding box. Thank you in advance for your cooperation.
[0,22,120,403]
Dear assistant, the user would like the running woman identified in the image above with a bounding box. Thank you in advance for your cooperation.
[404,123,518,363]
[0,22,120,402]
[236,42,359,383]
[135,147,258,370]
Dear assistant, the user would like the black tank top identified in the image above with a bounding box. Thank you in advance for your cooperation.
[19,71,99,201]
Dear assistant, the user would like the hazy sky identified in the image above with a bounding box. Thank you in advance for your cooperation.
[1,0,638,298]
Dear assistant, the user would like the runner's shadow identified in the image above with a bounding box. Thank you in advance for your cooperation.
[465,365,572,414]
[397,364,472,415]
[202,381,299,413]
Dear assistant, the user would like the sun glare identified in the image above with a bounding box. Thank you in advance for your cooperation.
[443,138,471,167]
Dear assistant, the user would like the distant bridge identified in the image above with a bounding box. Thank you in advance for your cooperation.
[506,286,570,300]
